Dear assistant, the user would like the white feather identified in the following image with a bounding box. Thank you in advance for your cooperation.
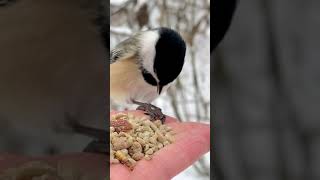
[139,30,160,82]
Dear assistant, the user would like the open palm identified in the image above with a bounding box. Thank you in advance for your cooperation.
[110,110,210,180]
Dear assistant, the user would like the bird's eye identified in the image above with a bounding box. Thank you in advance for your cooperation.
[142,71,157,86]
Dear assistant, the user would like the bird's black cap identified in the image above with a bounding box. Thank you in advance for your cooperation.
[153,27,186,86]
[211,0,237,51]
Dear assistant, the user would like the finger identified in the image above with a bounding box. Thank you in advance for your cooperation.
[130,122,210,180]
[110,164,131,180]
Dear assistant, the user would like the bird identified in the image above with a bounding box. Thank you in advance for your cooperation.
[110,27,186,123]
[212,0,237,51]
[0,0,109,154]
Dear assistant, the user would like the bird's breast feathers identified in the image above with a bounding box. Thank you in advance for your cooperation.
[110,57,159,104]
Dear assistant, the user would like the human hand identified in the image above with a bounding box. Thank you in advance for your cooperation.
[0,153,107,179]
[110,110,210,180]
[0,110,210,180]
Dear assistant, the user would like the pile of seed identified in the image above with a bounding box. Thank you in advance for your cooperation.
[110,113,175,170]
[0,161,101,180]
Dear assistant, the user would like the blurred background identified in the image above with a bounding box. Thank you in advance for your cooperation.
[213,0,320,180]
[110,0,210,179]
[0,0,107,155]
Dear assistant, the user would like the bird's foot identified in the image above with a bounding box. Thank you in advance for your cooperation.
[131,100,166,123]
[65,114,108,155]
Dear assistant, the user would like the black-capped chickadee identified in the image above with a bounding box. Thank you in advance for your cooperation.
[110,27,186,122]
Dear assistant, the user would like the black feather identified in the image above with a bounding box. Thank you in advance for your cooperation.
[153,27,186,86]
[211,0,237,51]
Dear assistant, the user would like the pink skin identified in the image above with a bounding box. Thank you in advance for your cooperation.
[0,111,210,180]
[110,110,210,180]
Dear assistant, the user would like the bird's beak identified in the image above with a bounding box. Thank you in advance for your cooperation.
[157,84,163,94]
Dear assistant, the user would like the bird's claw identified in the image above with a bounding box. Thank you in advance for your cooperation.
[132,100,166,123]
[65,113,109,155]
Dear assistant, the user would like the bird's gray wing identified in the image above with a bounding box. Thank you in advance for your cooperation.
[110,34,141,64]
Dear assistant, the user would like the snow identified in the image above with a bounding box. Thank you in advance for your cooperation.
[110,0,128,6]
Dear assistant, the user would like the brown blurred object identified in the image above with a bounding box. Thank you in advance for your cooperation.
[136,3,149,28]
